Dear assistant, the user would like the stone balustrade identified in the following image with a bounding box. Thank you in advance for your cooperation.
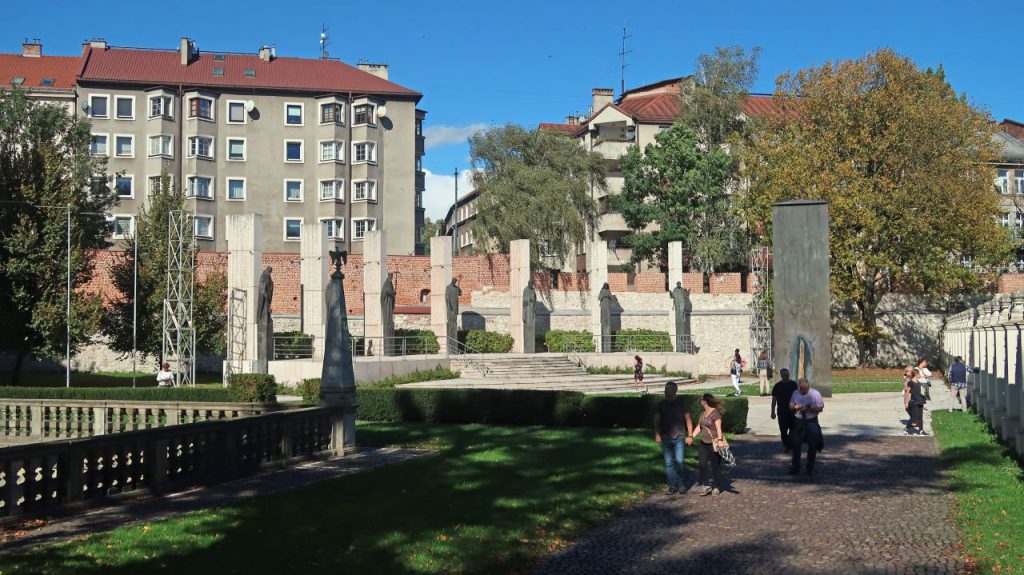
[943,291,1024,457]
[0,405,345,521]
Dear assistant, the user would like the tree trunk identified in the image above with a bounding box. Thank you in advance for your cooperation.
[855,295,880,367]
[10,351,24,386]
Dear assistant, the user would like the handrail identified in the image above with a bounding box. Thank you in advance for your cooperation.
[447,338,491,377]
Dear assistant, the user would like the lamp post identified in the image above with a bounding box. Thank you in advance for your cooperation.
[453,167,459,256]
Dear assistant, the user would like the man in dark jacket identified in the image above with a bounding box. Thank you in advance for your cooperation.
[770,368,799,452]
[947,356,969,412]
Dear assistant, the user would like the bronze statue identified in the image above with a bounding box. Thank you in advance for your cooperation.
[256,266,274,362]
[445,278,462,352]
[381,272,396,354]
[598,282,613,352]
[669,281,692,351]
[523,279,537,353]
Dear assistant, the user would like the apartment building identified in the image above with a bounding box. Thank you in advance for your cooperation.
[3,37,427,255]
[0,40,78,111]
[440,189,480,254]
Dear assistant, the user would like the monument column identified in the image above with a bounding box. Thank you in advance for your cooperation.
[363,230,388,355]
[300,222,329,358]
[224,214,264,378]
[667,241,683,351]
[588,240,609,344]
[430,236,453,351]
[509,239,530,353]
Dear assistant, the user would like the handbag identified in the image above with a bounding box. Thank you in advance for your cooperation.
[714,438,737,467]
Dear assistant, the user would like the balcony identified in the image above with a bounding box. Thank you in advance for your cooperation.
[597,212,627,234]
[416,135,425,157]
[592,137,636,159]
[416,170,425,191]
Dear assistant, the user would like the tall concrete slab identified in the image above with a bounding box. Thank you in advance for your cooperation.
[772,200,832,396]
[430,236,453,348]
[509,239,530,353]
[667,241,683,350]
[300,222,329,358]
[224,214,264,376]
[588,240,609,342]
[363,230,388,355]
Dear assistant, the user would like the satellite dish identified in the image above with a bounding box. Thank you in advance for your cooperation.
[244,100,256,112]
[376,105,387,119]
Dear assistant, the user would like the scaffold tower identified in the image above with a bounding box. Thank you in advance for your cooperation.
[162,210,197,387]
[749,246,772,365]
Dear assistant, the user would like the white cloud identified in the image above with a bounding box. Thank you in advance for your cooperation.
[423,123,489,150]
[422,168,477,221]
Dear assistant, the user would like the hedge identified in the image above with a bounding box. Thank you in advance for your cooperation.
[461,330,514,353]
[612,329,672,352]
[394,329,440,354]
[355,388,748,432]
[227,373,277,403]
[297,367,461,403]
[545,330,595,352]
[0,386,234,402]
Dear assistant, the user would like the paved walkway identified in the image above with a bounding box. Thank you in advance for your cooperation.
[531,434,964,575]
[745,391,958,436]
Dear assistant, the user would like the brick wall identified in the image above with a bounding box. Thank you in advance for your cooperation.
[998,274,1024,293]
[682,272,704,294]
[709,273,745,295]
[636,272,667,293]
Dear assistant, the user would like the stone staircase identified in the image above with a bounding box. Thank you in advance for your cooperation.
[450,354,589,380]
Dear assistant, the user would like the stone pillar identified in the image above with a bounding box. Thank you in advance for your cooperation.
[772,200,833,396]
[430,236,453,351]
[224,214,264,377]
[1008,293,1024,443]
[363,230,388,356]
[667,240,683,351]
[300,222,329,358]
[509,239,530,354]
[588,240,609,344]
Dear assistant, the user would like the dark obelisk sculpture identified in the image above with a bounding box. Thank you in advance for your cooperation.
[522,279,537,354]
[256,266,274,366]
[772,200,833,397]
[598,282,613,353]
[669,281,692,352]
[445,278,462,353]
[381,272,396,356]
[321,249,357,451]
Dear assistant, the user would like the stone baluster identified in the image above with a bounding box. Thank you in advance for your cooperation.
[993,297,1010,430]
[976,302,992,418]
[1006,292,1024,447]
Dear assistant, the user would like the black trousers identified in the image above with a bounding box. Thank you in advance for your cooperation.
[791,418,821,471]
[697,441,723,487]
[907,403,924,430]
[778,415,795,450]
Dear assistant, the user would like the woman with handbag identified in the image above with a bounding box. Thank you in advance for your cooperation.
[690,393,727,496]
[728,349,743,396]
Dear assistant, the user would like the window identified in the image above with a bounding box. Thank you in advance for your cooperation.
[89,94,109,118]
[90,134,108,156]
[115,175,134,198]
[996,169,1010,195]
[284,218,303,241]
[353,141,376,163]
[227,101,246,124]
[415,118,423,136]
[284,140,303,162]
[109,215,134,239]
[40,78,54,87]
[1016,171,1024,194]
[188,96,214,120]
[415,191,423,208]
[1002,212,1011,227]
[147,175,172,195]
[415,157,422,172]
[227,138,246,161]
[353,218,376,239]
[320,218,344,239]
[320,102,344,124]
[149,95,172,118]
[212,67,224,77]
[10,77,24,86]
[114,96,134,119]
[419,289,429,303]
[187,176,213,199]
[244,68,256,78]
[114,135,134,157]
[353,180,377,202]
[227,178,246,200]
[353,103,375,125]
[319,179,344,201]
[194,216,214,239]
[148,135,172,157]
[188,136,213,159]
[285,103,303,126]
[319,140,343,162]
[284,180,304,202]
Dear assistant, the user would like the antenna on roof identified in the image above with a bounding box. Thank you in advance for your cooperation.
[619,26,632,97]
[320,23,330,60]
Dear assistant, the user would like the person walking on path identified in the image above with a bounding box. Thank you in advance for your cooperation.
[770,368,799,452]
[946,357,968,412]
[756,350,772,396]
[904,366,928,435]
[690,393,726,496]
[917,359,933,402]
[633,355,645,393]
[789,379,824,476]
[728,349,744,396]
[654,381,694,494]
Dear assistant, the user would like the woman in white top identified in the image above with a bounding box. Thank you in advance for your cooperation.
[156,362,174,387]
[728,349,743,396]
[917,358,932,402]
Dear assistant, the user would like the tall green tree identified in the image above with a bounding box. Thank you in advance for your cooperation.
[739,49,1009,365]
[0,90,116,384]
[421,217,440,255]
[680,45,761,149]
[469,125,605,268]
[100,175,226,364]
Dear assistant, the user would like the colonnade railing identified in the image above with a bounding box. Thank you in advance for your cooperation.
[944,292,1024,458]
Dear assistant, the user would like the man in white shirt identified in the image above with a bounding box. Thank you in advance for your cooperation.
[788,378,825,476]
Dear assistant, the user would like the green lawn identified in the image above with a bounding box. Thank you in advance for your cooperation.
[0,422,665,575]
[0,371,222,388]
[696,379,904,397]
[932,411,1024,574]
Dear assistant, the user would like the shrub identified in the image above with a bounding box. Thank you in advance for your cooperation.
[545,330,595,352]
[698,374,710,383]
[273,331,314,359]
[297,367,461,404]
[612,329,672,352]
[394,329,440,354]
[297,378,321,404]
[0,386,234,402]
[463,330,514,353]
[226,373,277,403]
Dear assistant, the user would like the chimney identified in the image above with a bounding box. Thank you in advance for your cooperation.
[357,62,389,81]
[22,38,42,58]
[258,45,274,62]
[565,115,578,126]
[180,37,197,66]
[592,88,614,113]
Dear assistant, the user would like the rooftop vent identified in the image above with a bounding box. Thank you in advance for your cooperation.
[213,54,225,61]
[212,67,224,76]
[11,77,25,86]
[244,68,256,78]
[40,78,54,87]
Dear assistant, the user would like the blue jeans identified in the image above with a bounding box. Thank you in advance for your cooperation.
[662,436,687,489]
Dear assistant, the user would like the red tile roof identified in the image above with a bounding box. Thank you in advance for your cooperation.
[0,53,81,92]
[539,122,580,134]
[1001,119,1024,141]
[741,94,799,122]
[79,47,420,98]
[615,93,679,123]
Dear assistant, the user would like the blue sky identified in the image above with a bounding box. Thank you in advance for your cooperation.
[2,0,1018,219]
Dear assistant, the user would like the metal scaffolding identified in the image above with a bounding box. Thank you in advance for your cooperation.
[162,210,196,387]
[749,246,772,365]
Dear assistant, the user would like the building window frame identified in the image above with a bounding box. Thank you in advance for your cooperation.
[226,137,247,161]
[147,134,173,158]
[352,102,377,127]
[996,169,1010,195]
[226,100,248,125]
[90,133,109,157]
[284,102,304,126]
[284,139,304,163]
[352,179,377,203]
[188,136,214,160]
[352,217,376,240]
[147,174,173,195]
[113,95,135,120]
[226,177,246,201]
[88,94,110,119]
[352,141,377,164]
[319,101,345,125]
[318,179,345,202]
[114,174,134,199]
[188,95,215,121]
[148,94,173,119]
[319,217,345,240]
[113,134,135,158]
[283,179,304,202]
[186,175,214,200]
[108,214,135,240]
[194,215,214,240]
[319,139,344,163]
[283,218,304,241]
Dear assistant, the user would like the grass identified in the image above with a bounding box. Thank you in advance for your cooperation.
[585,365,692,378]
[0,422,665,575]
[0,371,222,388]
[698,379,904,397]
[932,411,1024,574]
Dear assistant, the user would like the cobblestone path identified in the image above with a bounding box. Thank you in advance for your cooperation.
[532,435,965,575]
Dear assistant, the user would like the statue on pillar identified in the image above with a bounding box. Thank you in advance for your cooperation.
[321,248,357,450]
[256,266,274,362]
[598,282,613,353]
[381,272,396,355]
[523,279,537,353]
[670,281,692,352]
[445,278,462,353]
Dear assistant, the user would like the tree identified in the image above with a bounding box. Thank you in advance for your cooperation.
[422,217,440,255]
[739,49,1010,366]
[0,90,116,384]
[617,47,758,272]
[469,125,605,268]
[100,175,226,365]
